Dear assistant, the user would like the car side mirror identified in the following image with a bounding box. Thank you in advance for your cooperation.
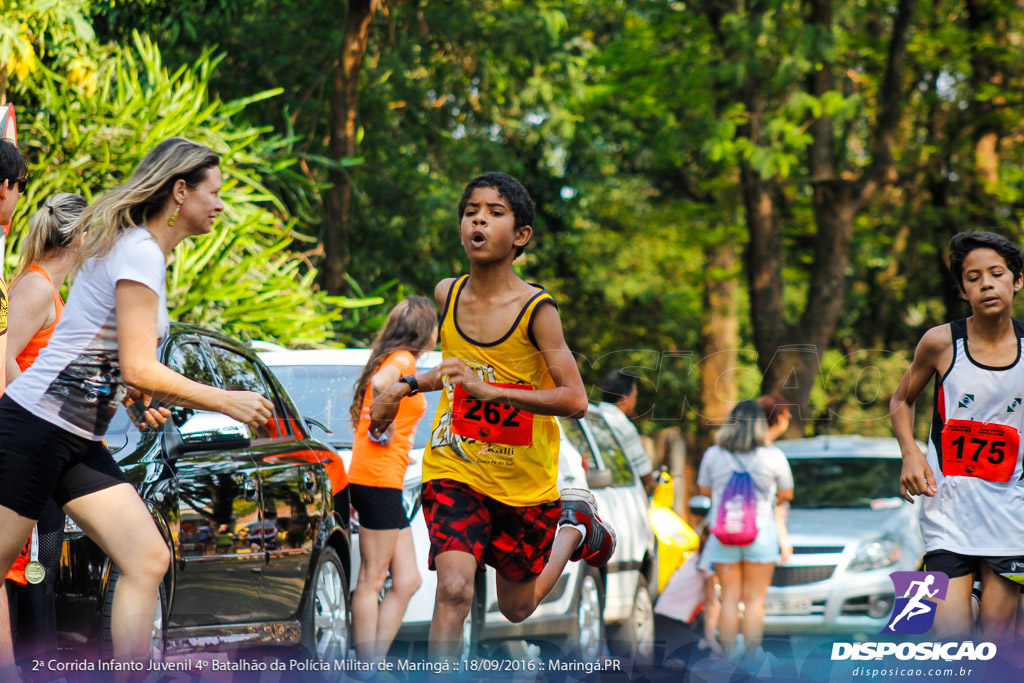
[586,467,613,490]
[163,411,251,458]
[688,494,712,516]
[304,416,332,436]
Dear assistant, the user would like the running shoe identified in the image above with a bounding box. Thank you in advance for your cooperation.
[558,488,617,566]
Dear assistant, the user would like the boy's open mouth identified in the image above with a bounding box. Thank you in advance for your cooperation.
[470,230,486,246]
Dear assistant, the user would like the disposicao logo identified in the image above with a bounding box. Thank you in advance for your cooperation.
[831,570,996,663]
[885,571,948,634]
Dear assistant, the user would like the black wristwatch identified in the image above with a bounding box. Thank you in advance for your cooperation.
[399,375,420,396]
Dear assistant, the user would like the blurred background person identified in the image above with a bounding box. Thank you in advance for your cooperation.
[698,400,793,665]
[756,394,793,564]
[348,296,436,662]
[598,369,654,490]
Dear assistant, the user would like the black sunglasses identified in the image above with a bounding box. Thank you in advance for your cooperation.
[8,177,26,193]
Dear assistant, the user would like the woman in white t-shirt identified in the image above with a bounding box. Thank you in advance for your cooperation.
[0,138,273,670]
[697,400,793,664]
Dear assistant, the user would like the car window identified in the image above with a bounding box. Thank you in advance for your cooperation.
[210,344,291,441]
[585,413,635,487]
[788,457,903,508]
[560,417,599,471]
[269,364,442,449]
[167,341,217,385]
[164,340,220,428]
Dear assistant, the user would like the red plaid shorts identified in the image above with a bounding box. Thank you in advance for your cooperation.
[421,479,561,583]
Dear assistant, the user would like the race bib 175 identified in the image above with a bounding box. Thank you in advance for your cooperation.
[451,383,534,446]
[940,419,1020,483]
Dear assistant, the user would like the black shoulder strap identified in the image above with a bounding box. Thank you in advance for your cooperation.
[1013,319,1024,339]
[949,318,968,342]
[440,275,467,323]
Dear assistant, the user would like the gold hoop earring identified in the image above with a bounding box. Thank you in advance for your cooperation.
[168,204,180,227]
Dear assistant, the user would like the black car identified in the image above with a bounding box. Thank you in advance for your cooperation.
[54,324,352,663]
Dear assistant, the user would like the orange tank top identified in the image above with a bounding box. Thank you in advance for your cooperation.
[349,350,428,490]
[7,264,63,585]
[16,264,64,371]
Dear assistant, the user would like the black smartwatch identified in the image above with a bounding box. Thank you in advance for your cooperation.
[399,375,420,396]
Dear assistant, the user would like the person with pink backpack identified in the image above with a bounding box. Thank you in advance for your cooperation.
[697,400,793,664]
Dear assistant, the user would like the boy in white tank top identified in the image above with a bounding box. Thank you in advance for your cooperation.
[891,230,1024,642]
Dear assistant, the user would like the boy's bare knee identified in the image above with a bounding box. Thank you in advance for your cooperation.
[436,573,474,609]
[498,602,533,624]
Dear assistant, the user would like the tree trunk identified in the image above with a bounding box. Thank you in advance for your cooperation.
[733,0,916,432]
[323,0,377,295]
[697,240,739,454]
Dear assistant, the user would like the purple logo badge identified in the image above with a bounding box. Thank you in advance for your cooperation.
[884,571,949,634]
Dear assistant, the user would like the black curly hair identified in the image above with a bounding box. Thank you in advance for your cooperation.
[948,230,1023,291]
[457,172,535,257]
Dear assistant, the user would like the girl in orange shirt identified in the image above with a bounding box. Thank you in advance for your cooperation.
[348,297,436,662]
[3,193,86,662]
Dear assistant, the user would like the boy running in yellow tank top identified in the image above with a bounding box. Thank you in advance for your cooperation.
[370,172,615,660]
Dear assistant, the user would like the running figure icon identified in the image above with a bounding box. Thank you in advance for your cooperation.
[888,574,939,631]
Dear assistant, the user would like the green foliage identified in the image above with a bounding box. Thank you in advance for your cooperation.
[8,32,381,345]
[66,0,1024,441]
[0,0,98,90]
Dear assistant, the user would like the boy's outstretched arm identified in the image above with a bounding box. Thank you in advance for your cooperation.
[444,302,588,418]
[890,326,951,502]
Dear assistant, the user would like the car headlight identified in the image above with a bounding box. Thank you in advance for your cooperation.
[403,479,422,520]
[847,534,901,573]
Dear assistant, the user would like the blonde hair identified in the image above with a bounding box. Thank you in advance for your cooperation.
[18,193,87,275]
[73,138,219,274]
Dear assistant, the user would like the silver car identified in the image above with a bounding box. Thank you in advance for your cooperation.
[762,436,924,634]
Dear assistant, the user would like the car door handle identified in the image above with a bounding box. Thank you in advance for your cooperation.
[302,471,317,493]
[244,476,259,502]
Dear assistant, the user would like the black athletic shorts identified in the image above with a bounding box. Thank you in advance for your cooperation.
[0,395,129,519]
[333,485,351,528]
[923,549,1024,588]
[349,483,408,530]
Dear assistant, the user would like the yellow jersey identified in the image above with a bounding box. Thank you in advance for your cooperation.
[424,276,561,506]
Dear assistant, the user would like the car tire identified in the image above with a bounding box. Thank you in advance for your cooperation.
[301,546,351,663]
[99,565,166,662]
[559,566,604,662]
[610,575,655,666]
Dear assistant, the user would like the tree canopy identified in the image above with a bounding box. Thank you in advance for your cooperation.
[5,0,1024,442]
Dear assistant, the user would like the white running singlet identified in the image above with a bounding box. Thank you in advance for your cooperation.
[922,318,1024,555]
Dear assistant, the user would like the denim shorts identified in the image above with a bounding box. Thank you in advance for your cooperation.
[707,518,780,565]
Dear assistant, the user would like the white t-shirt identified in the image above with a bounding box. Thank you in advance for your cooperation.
[697,444,793,525]
[7,227,168,440]
[598,402,653,478]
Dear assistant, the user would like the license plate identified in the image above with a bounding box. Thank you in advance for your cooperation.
[764,597,812,615]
